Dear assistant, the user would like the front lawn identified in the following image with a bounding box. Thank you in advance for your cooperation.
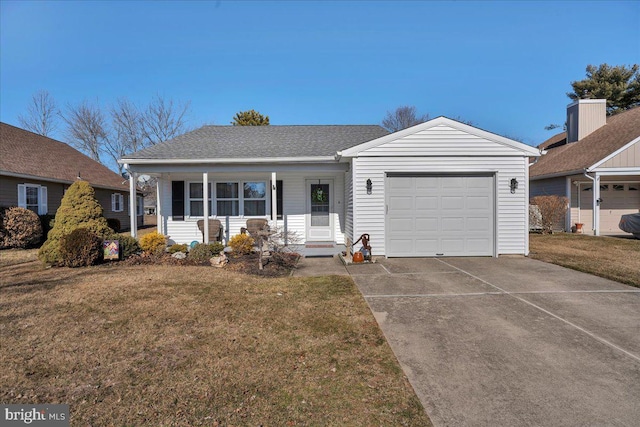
[0,259,430,426]
[529,233,640,287]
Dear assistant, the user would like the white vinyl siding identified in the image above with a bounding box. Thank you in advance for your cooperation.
[159,172,345,245]
[352,155,529,256]
[344,169,354,244]
[17,184,48,215]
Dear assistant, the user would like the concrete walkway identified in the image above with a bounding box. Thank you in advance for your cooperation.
[292,255,349,277]
[349,257,640,426]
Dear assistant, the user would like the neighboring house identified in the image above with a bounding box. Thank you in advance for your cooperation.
[530,100,640,235]
[0,122,144,230]
[120,118,540,257]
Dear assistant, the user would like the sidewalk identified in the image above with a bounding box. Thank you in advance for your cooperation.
[292,256,349,276]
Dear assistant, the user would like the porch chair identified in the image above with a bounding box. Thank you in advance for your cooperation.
[244,218,270,238]
[196,219,224,243]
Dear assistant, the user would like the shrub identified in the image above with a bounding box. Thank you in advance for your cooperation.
[1,207,43,249]
[168,243,189,254]
[106,218,121,233]
[39,181,112,265]
[530,195,569,234]
[188,242,225,263]
[59,228,102,267]
[228,233,254,255]
[139,231,166,255]
[38,214,55,243]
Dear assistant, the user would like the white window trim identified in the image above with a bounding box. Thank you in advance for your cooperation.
[186,182,212,218]
[112,193,124,212]
[18,183,48,215]
[242,181,268,217]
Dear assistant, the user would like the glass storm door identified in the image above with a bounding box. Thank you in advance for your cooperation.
[306,179,333,241]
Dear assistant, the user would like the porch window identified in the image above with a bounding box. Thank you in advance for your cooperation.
[188,183,212,217]
[243,182,266,216]
[216,182,239,216]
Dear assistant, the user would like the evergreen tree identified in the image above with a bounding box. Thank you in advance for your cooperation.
[38,180,112,264]
[568,64,640,115]
[231,110,270,126]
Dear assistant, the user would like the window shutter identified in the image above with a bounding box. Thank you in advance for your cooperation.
[39,186,48,215]
[111,194,117,211]
[119,194,124,212]
[171,181,185,221]
[17,184,26,208]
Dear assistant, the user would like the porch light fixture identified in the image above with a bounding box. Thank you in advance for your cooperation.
[510,178,518,194]
[366,179,373,195]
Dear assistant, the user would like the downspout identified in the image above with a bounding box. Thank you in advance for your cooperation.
[582,169,599,235]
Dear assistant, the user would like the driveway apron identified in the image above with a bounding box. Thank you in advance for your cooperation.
[348,257,640,427]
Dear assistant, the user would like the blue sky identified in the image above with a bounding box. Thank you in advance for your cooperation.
[1,0,639,155]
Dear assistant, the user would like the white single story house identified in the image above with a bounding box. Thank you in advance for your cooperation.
[530,100,640,235]
[120,117,541,257]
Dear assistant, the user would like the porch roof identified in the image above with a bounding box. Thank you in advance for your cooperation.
[121,125,389,163]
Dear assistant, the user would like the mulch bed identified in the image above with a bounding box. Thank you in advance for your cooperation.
[121,251,300,277]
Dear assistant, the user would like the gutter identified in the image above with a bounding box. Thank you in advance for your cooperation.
[118,156,337,165]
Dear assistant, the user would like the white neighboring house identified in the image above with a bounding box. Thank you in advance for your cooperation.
[530,100,640,236]
[120,118,540,257]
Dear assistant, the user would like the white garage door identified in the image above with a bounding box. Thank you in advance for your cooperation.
[579,183,640,233]
[386,175,495,257]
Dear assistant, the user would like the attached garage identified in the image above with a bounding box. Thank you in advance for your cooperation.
[386,174,495,257]
[340,117,542,257]
[578,182,640,233]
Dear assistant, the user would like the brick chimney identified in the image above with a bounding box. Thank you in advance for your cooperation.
[566,99,606,143]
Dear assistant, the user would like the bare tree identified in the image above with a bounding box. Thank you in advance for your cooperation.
[141,95,190,145]
[106,98,144,175]
[18,90,59,136]
[62,100,109,163]
[382,105,429,132]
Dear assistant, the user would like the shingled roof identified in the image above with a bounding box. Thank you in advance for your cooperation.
[0,122,130,192]
[122,125,390,161]
[530,107,640,178]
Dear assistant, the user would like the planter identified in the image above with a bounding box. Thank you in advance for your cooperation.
[352,251,364,263]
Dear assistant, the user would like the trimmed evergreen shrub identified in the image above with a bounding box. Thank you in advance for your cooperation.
[168,243,189,254]
[139,231,166,255]
[39,181,112,265]
[188,242,225,262]
[59,228,103,267]
[1,207,43,249]
[228,233,254,255]
[106,218,121,233]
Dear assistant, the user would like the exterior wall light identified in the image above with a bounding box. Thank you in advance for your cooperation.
[510,178,519,194]
[366,179,373,195]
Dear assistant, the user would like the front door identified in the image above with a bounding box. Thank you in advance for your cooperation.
[306,179,333,241]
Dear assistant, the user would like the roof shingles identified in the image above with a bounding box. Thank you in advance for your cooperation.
[531,107,640,178]
[0,122,129,191]
[124,125,390,160]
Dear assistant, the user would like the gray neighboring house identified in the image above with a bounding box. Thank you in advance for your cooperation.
[120,118,540,257]
[0,122,144,230]
[530,100,640,235]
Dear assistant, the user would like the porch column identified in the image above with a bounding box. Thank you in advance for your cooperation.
[565,177,572,232]
[271,172,277,228]
[593,173,601,236]
[156,176,162,235]
[129,171,138,238]
[203,172,209,243]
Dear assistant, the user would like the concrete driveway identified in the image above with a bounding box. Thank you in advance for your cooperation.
[348,257,640,427]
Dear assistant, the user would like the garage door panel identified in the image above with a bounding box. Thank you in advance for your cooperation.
[387,175,494,257]
[389,218,413,232]
[416,196,438,210]
[467,196,490,210]
[442,196,464,209]
[416,217,438,231]
[442,217,464,231]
